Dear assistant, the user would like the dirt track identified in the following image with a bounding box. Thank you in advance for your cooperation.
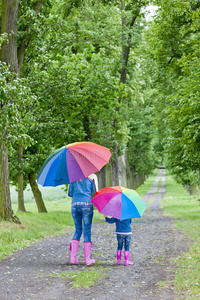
[0,170,191,300]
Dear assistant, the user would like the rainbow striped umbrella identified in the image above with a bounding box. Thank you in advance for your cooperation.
[37,142,111,187]
[92,186,147,220]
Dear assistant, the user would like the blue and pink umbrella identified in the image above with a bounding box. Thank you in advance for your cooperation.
[92,186,147,220]
[37,142,111,187]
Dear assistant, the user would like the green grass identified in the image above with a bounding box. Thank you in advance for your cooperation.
[157,178,163,188]
[49,266,110,288]
[156,281,168,288]
[160,175,200,299]
[136,168,160,197]
[0,193,103,259]
[10,184,67,203]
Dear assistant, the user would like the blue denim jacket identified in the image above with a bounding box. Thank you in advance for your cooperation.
[105,217,132,233]
[68,178,95,203]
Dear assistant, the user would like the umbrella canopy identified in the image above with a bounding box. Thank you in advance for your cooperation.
[92,186,147,220]
[37,142,111,187]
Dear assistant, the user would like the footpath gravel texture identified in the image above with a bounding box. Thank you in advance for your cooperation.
[0,170,191,300]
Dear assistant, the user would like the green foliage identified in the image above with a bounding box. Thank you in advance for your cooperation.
[24,1,123,141]
[0,61,36,149]
[128,103,154,174]
[2,0,157,193]
[144,0,200,184]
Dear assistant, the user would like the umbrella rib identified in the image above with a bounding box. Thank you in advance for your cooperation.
[68,142,111,154]
[37,142,111,186]
[69,149,107,175]
[70,147,111,163]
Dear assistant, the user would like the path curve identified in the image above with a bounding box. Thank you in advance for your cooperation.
[0,170,191,300]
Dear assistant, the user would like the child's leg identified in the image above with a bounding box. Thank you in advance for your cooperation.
[124,235,133,266]
[124,235,131,251]
[117,234,124,250]
[116,234,123,264]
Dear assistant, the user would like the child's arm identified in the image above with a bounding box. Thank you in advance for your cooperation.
[68,184,73,197]
[105,216,116,224]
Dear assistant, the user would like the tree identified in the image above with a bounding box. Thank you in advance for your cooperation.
[108,0,150,185]
[145,0,200,187]
[0,0,47,218]
[0,0,19,221]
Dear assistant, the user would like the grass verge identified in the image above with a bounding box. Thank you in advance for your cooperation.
[0,197,103,259]
[160,174,200,299]
[136,168,160,197]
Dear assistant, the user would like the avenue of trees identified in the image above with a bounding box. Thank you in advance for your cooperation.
[0,0,200,221]
[145,0,200,191]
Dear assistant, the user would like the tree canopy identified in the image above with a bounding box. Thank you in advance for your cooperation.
[1,0,200,219]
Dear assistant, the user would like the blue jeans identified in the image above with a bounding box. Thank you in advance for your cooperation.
[71,204,94,242]
[117,234,131,251]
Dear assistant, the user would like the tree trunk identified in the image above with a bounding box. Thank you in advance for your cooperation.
[136,174,140,189]
[119,155,127,187]
[110,143,119,186]
[97,166,106,190]
[130,169,134,189]
[188,184,198,196]
[16,0,44,205]
[0,0,18,72]
[17,144,26,212]
[83,115,91,141]
[125,152,131,188]
[0,142,13,220]
[0,0,19,221]
[119,0,137,88]
[28,172,47,213]
[110,2,138,187]
[199,169,200,200]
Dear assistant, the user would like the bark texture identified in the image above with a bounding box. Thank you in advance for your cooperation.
[28,172,47,213]
[0,0,19,221]
[17,145,26,212]
[0,143,13,220]
[110,143,119,186]
[0,0,18,72]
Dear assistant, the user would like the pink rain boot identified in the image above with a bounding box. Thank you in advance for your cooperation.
[124,251,133,266]
[69,240,79,264]
[117,250,122,264]
[84,242,95,266]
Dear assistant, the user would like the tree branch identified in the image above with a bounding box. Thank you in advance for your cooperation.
[17,0,44,76]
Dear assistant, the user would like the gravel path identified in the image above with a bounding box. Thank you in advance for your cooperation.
[0,170,191,300]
